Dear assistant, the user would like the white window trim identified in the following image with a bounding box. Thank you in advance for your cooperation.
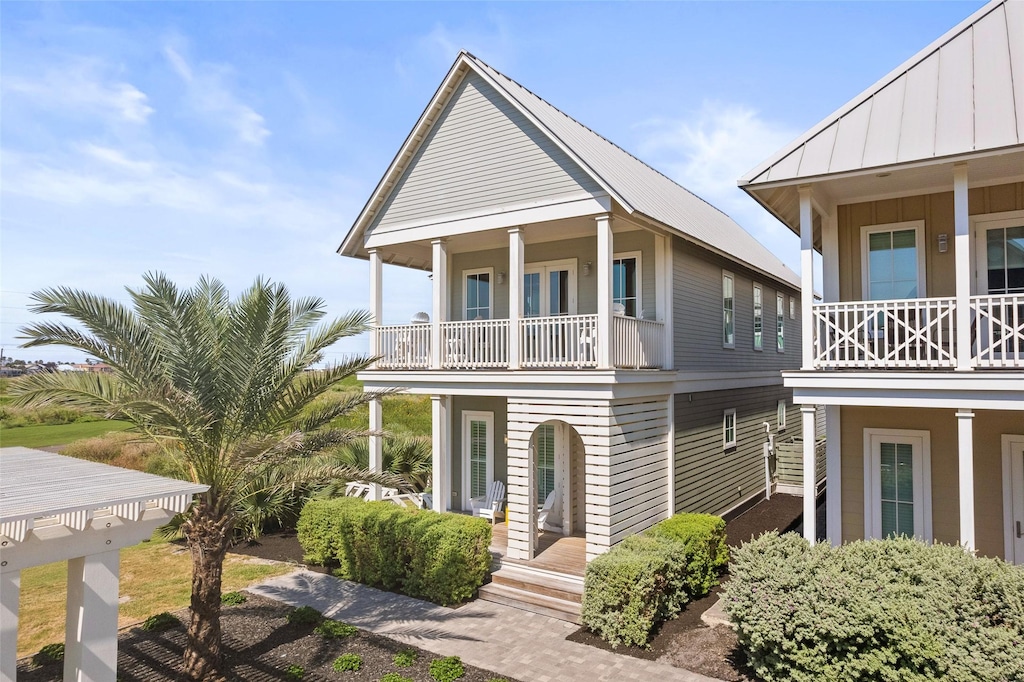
[524,258,578,316]
[723,409,737,450]
[752,283,763,351]
[1001,434,1024,564]
[613,250,643,318]
[462,267,494,320]
[777,400,787,432]
[860,220,927,300]
[776,291,785,353]
[863,428,932,542]
[971,209,1024,295]
[462,411,494,511]
[723,271,735,349]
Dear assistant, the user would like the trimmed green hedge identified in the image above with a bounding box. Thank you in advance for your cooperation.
[645,512,728,598]
[724,532,1024,682]
[297,497,492,605]
[581,535,689,647]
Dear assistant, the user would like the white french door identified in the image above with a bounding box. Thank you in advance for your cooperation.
[1004,435,1024,565]
[524,259,577,317]
[864,429,932,542]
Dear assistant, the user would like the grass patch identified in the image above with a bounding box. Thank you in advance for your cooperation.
[0,420,133,448]
[16,537,293,657]
[314,619,357,639]
[332,653,362,672]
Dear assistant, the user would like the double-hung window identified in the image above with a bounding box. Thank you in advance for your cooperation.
[723,272,735,348]
[776,292,785,352]
[464,269,493,320]
[777,400,787,431]
[613,253,641,317]
[752,284,763,351]
[723,409,737,449]
[862,222,925,301]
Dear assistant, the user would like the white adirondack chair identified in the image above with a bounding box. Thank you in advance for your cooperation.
[537,486,563,533]
[470,480,506,524]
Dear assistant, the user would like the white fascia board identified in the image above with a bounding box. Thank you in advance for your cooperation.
[363,194,612,250]
[783,370,1024,410]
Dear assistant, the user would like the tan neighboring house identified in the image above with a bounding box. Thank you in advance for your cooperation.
[339,51,804,599]
[741,0,1024,563]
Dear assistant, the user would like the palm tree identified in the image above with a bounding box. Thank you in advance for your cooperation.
[12,273,396,680]
[329,434,433,493]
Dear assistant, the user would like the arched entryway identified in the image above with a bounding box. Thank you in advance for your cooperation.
[530,420,586,560]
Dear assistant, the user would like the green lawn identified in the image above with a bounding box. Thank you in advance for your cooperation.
[0,420,133,448]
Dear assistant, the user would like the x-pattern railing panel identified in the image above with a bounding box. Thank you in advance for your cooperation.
[972,294,1024,368]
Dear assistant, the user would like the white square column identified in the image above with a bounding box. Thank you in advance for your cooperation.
[798,186,815,370]
[596,214,614,369]
[508,227,524,370]
[368,248,382,366]
[431,239,448,370]
[368,397,383,501]
[953,163,972,371]
[957,409,976,551]
[825,405,842,546]
[1,570,19,682]
[430,395,450,512]
[64,550,120,682]
[801,406,818,545]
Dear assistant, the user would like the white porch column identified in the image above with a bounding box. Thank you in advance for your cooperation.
[368,397,383,501]
[431,239,448,370]
[957,409,976,551]
[801,406,817,545]
[508,227,524,370]
[825,405,842,545]
[798,186,815,370]
[596,214,614,369]
[666,394,676,516]
[64,550,120,682]
[954,163,972,371]
[656,233,674,369]
[368,248,382,366]
[0,570,19,682]
[430,395,449,512]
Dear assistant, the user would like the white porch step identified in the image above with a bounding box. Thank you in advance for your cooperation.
[477,582,582,624]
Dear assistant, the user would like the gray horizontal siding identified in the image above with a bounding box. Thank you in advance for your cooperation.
[672,237,802,372]
[370,72,601,233]
[674,385,794,517]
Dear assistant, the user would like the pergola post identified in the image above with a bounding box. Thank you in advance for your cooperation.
[0,571,19,682]
[64,550,120,682]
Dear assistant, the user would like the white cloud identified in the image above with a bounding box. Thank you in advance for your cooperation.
[3,59,153,124]
[162,44,270,146]
[408,14,517,74]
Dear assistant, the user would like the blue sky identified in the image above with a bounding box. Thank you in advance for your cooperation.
[1,1,983,363]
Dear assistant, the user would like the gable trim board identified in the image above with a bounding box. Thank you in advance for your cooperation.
[340,52,799,292]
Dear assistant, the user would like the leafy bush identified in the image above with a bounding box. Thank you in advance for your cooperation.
[393,649,418,667]
[429,656,465,682]
[581,534,689,648]
[221,591,247,605]
[284,664,305,680]
[644,512,728,598]
[33,643,64,666]
[141,612,180,632]
[724,533,1024,682]
[286,605,322,625]
[314,619,358,639]
[298,497,492,605]
[332,653,362,672]
[380,675,413,682]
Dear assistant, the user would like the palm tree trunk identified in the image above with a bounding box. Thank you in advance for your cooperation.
[182,498,232,681]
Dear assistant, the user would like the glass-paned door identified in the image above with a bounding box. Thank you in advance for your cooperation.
[523,261,576,317]
[549,269,570,316]
[985,225,1024,294]
[879,442,915,538]
[536,424,556,506]
[465,272,491,320]
[523,272,542,317]
[613,256,638,317]
[867,228,920,300]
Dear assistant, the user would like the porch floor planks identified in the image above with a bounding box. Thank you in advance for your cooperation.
[490,522,587,576]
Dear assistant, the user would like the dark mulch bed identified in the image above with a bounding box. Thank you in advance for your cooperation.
[567,493,810,682]
[17,593,518,682]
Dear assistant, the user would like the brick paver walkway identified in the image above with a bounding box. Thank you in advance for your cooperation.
[250,570,721,682]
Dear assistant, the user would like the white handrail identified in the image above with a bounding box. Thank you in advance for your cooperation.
[611,316,665,369]
[441,319,510,369]
[519,314,599,368]
[812,298,956,369]
[971,294,1024,368]
[375,323,431,369]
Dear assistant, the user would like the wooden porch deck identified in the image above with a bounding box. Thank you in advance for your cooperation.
[489,521,586,577]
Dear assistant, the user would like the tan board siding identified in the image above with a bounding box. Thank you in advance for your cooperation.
[370,72,601,234]
[837,181,1024,301]
[448,230,657,321]
[839,406,1019,559]
[450,396,508,510]
[672,236,802,372]
[674,385,797,517]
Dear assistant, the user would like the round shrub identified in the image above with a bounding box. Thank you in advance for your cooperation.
[286,605,322,625]
[141,612,180,632]
[724,532,1024,682]
[314,619,358,639]
[284,664,304,680]
[332,653,362,672]
[644,512,728,598]
[429,655,465,682]
[33,643,64,666]
[393,649,418,667]
[221,591,247,605]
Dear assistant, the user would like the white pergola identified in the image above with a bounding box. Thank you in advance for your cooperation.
[0,447,207,682]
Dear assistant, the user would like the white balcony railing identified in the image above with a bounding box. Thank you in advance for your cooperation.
[812,298,957,369]
[441,319,509,369]
[612,316,666,369]
[375,323,431,369]
[520,314,599,368]
[971,294,1024,368]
